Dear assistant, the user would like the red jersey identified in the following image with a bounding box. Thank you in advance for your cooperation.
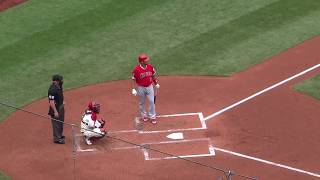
[132,64,156,87]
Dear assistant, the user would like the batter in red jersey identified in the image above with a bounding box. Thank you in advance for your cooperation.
[132,54,160,124]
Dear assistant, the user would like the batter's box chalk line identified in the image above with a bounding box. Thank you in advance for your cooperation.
[142,138,215,161]
[135,112,207,134]
[76,113,212,158]
[75,134,98,153]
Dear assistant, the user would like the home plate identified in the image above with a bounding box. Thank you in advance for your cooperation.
[166,132,184,140]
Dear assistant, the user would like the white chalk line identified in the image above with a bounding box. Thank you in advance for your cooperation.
[105,113,206,135]
[156,112,201,118]
[202,64,320,177]
[148,153,215,161]
[142,138,215,161]
[75,134,98,152]
[106,138,216,160]
[114,138,212,150]
[77,148,97,152]
[111,138,212,150]
[204,64,320,121]
[139,127,206,134]
[111,146,139,150]
[198,112,207,129]
[214,147,320,178]
[76,112,208,152]
[108,130,138,134]
[208,144,215,156]
[140,112,207,134]
[142,138,211,145]
[142,148,150,160]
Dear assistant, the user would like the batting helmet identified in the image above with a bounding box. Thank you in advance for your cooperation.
[138,54,149,63]
[88,101,101,113]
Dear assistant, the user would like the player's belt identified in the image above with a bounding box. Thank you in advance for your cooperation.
[138,84,153,87]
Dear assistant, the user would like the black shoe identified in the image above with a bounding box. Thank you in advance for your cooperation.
[61,135,65,139]
[54,139,65,144]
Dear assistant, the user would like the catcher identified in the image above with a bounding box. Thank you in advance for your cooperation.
[80,101,107,145]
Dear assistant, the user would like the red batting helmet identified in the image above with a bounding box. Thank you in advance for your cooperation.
[88,101,101,113]
[138,54,149,63]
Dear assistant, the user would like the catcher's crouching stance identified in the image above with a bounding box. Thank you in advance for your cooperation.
[81,101,107,145]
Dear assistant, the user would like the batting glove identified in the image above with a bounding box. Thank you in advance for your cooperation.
[155,84,160,89]
[132,89,137,96]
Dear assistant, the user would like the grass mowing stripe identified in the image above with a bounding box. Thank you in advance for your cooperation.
[26,0,276,88]
[0,0,168,72]
[294,74,320,100]
[0,0,272,91]
[80,0,277,64]
[1,0,320,122]
[0,0,170,121]
[213,9,320,76]
[153,0,320,75]
[0,0,113,49]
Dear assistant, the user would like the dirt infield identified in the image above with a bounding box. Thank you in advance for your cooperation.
[0,36,320,179]
[0,0,26,11]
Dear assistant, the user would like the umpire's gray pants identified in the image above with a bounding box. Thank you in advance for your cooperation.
[51,105,65,141]
[137,85,156,119]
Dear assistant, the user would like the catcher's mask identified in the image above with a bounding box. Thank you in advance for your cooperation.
[88,101,101,113]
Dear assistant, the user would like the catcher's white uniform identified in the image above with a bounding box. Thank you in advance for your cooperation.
[81,110,105,145]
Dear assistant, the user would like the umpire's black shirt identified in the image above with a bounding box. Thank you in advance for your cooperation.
[48,83,64,116]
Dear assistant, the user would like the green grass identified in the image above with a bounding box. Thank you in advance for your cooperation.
[294,74,320,99]
[0,171,10,180]
[0,0,320,122]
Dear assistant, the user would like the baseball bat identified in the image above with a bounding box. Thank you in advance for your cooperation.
[153,82,158,104]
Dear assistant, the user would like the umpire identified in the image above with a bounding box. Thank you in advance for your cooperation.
[48,74,65,144]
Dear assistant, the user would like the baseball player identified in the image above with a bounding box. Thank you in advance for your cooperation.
[131,54,160,124]
[80,101,107,145]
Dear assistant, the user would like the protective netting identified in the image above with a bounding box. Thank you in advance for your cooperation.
[0,101,258,180]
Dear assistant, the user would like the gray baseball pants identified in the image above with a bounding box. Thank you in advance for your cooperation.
[137,85,156,119]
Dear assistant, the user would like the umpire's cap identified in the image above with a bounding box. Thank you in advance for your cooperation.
[52,74,63,81]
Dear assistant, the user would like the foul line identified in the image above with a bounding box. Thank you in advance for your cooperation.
[204,64,320,121]
[214,147,320,178]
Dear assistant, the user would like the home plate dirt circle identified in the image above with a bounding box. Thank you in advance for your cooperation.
[74,112,215,161]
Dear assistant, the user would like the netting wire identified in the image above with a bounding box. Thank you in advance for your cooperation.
[0,101,258,180]
[71,124,77,180]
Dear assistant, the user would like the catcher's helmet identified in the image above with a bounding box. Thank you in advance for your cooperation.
[138,54,149,63]
[88,101,101,113]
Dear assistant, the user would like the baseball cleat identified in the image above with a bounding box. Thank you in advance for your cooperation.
[151,119,157,124]
[84,137,92,145]
[142,117,149,122]
[54,139,65,144]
